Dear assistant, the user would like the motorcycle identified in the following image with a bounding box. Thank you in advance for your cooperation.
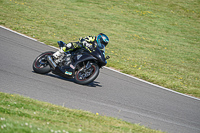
[32,44,110,85]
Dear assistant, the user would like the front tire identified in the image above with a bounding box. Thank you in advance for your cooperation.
[74,62,99,85]
[32,51,54,74]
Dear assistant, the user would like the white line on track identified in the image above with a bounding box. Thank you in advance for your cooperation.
[1,25,199,101]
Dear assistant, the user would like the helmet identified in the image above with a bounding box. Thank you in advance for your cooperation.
[96,33,109,49]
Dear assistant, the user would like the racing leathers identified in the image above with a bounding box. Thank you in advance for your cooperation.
[62,35,97,52]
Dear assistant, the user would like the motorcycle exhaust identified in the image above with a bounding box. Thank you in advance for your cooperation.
[46,55,57,70]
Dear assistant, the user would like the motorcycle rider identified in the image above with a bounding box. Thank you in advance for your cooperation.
[53,33,109,75]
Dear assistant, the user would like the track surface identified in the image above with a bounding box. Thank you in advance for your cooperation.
[0,27,200,133]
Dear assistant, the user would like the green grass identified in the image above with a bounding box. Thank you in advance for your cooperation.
[0,0,199,98]
[0,92,164,133]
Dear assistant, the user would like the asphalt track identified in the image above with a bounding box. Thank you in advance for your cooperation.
[0,26,200,133]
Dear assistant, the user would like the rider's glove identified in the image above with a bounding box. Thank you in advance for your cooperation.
[82,41,94,52]
[85,42,93,49]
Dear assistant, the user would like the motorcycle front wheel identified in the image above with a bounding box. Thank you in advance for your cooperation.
[74,62,99,85]
[32,51,54,74]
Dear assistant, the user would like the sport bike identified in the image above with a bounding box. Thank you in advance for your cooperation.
[32,46,110,85]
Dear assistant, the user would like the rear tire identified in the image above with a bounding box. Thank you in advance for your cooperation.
[74,62,99,85]
[32,51,54,74]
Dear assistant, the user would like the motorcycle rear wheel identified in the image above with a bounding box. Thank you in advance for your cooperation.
[32,51,54,74]
[74,62,99,85]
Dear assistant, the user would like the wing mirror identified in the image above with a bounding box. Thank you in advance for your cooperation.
[106,56,110,60]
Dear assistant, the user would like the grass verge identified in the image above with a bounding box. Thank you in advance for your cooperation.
[0,92,164,133]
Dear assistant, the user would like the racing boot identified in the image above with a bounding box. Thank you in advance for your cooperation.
[53,41,67,58]
[53,48,65,58]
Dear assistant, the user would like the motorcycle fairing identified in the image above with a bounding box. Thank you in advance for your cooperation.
[91,48,107,66]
